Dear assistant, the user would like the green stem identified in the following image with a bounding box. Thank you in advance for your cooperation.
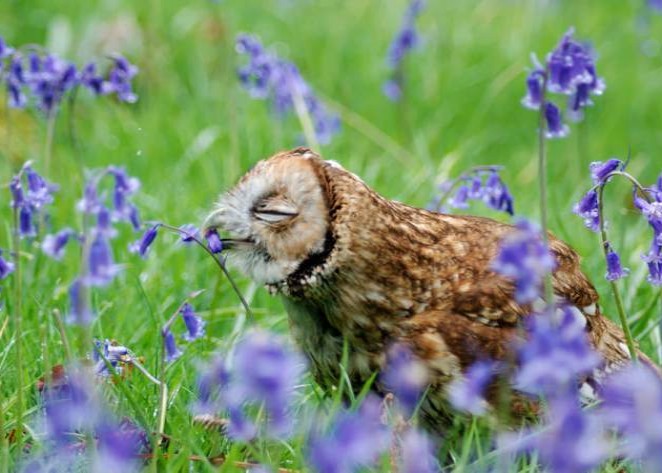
[44,110,57,176]
[594,171,652,361]
[290,82,320,152]
[11,208,24,451]
[537,77,554,304]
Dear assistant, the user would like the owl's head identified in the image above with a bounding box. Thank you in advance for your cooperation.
[203,148,336,285]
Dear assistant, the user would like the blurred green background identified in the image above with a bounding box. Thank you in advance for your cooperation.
[1,0,662,469]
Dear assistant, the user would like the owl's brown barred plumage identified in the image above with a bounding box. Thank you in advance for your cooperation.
[203,147,656,430]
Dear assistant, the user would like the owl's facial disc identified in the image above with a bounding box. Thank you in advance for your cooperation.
[203,151,331,286]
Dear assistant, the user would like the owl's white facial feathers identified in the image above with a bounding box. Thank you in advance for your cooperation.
[205,152,331,285]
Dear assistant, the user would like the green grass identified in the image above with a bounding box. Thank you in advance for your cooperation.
[1,0,662,471]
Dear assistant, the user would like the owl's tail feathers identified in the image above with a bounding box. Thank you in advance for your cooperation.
[591,316,662,380]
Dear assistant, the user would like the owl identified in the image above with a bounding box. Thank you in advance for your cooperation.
[203,147,654,429]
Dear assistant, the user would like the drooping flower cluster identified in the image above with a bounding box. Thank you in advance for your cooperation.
[491,219,556,303]
[34,166,142,324]
[574,158,662,285]
[93,339,130,377]
[194,330,306,440]
[431,166,515,216]
[9,162,58,238]
[383,0,425,101]
[522,28,605,138]
[23,365,147,472]
[235,34,340,145]
[163,301,206,363]
[0,34,138,114]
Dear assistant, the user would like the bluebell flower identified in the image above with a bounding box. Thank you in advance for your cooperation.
[236,34,340,145]
[572,189,600,232]
[483,171,515,215]
[383,0,425,101]
[164,330,183,363]
[515,305,601,396]
[651,0,662,12]
[633,191,662,285]
[180,303,205,341]
[521,69,545,110]
[0,249,15,279]
[448,360,497,415]
[307,396,391,473]
[440,167,515,216]
[85,232,122,286]
[42,228,76,260]
[7,57,27,108]
[106,55,139,103]
[10,175,24,208]
[77,181,102,215]
[25,165,57,208]
[642,241,662,286]
[491,219,556,304]
[381,344,428,414]
[97,206,118,238]
[523,29,604,136]
[0,36,14,59]
[193,356,230,414]
[93,339,129,376]
[129,224,159,258]
[544,102,569,139]
[226,330,306,440]
[590,158,622,184]
[179,224,199,244]
[205,229,224,254]
[19,205,36,238]
[26,54,78,114]
[600,362,662,471]
[68,278,94,324]
[399,429,440,473]
[604,243,629,281]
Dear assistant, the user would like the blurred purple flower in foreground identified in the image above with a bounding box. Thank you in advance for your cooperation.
[523,28,604,138]
[399,429,440,473]
[236,34,340,145]
[448,360,498,415]
[491,219,556,303]
[383,0,425,101]
[0,249,15,279]
[499,394,609,473]
[129,224,159,258]
[25,365,145,472]
[515,305,601,396]
[194,330,306,440]
[307,396,390,473]
[601,362,662,471]
[382,344,428,414]
[41,228,76,260]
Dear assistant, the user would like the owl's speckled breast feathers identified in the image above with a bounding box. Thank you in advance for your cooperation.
[204,147,644,427]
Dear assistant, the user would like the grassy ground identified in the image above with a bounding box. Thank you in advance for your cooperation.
[1,0,662,471]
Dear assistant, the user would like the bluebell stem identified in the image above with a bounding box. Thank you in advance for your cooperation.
[236,34,340,145]
[491,219,556,304]
[383,0,425,101]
